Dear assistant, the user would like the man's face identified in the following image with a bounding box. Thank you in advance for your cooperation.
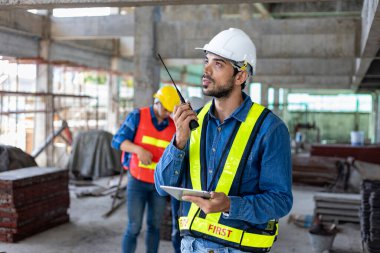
[202,53,236,98]
[156,102,171,120]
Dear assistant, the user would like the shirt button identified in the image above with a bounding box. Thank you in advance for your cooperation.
[174,171,179,175]
[217,127,221,132]
[209,169,213,174]
[179,154,183,158]
[212,148,216,152]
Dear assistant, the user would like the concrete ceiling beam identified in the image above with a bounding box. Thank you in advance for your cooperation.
[254,75,351,88]
[0,9,45,37]
[163,58,354,76]
[52,16,357,39]
[69,39,115,53]
[158,33,356,58]
[353,0,380,90]
[51,14,134,40]
[360,0,380,57]
[157,18,357,58]
[50,41,112,69]
[257,58,354,75]
[0,31,39,58]
[50,41,133,71]
[0,0,340,9]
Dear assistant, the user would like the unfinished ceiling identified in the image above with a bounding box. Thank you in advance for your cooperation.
[0,0,378,91]
[0,0,352,9]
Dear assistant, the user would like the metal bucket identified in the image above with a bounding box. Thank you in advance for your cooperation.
[350,131,364,146]
[308,232,336,253]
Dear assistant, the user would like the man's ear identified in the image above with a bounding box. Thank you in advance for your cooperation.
[234,71,248,86]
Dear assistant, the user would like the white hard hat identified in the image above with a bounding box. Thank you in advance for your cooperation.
[196,28,257,75]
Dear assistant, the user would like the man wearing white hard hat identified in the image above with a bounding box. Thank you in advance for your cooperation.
[155,28,293,252]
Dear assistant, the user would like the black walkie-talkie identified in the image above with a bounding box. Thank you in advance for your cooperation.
[157,53,199,131]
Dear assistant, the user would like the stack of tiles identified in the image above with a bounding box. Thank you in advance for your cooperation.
[0,167,70,242]
[361,180,380,253]
[314,192,361,224]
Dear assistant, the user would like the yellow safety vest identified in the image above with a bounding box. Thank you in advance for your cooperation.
[179,102,278,252]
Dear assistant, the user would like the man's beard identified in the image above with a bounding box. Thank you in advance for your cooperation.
[202,74,235,99]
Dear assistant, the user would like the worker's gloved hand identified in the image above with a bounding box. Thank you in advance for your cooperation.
[137,147,153,165]
[173,103,198,150]
[182,192,230,214]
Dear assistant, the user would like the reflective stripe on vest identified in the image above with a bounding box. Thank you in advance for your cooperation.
[141,136,170,149]
[137,136,171,170]
[179,102,278,252]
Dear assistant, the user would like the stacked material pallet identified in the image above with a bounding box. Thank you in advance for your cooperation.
[314,192,360,224]
[292,155,340,186]
[361,180,380,253]
[0,167,70,242]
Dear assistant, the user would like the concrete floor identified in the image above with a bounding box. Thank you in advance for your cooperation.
[0,183,362,253]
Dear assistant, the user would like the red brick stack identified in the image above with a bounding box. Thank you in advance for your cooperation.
[0,167,70,242]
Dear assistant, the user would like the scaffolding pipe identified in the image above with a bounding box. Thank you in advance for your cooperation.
[31,120,71,158]
[0,90,94,99]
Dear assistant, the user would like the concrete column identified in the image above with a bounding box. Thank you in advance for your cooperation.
[239,4,253,21]
[282,88,289,111]
[107,57,121,133]
[282,88,289,125]
[261,83,268,107]
[273,87,280,113]
[133,6,160,109]
[210,5,222,20]
[34,39,54,166]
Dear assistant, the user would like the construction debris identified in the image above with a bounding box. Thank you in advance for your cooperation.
[287,213,313,228]
[292,154,341,186]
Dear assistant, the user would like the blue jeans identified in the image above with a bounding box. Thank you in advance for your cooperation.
[122,173,166,253]
[181,236,249,253]
[171,198,181,253]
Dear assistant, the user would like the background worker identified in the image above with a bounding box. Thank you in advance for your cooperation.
[112,85,180,253]
[154,28,293,253]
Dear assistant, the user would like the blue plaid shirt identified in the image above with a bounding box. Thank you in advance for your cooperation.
[154,92,293,249]
[111,106,169,167]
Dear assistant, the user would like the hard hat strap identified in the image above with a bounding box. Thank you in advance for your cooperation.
[231,60,252,76]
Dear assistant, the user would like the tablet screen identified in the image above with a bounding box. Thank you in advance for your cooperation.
[160,185,211,201]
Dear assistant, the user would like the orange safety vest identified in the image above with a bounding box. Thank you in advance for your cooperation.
[128,107,175,184]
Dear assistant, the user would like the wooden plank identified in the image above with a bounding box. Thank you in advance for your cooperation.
[320,215,359,223]
[316,201,360,210]
[314,193,361,204]
[316,208,359,217]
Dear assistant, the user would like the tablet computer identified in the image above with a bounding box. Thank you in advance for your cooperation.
[160,185,211,201]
